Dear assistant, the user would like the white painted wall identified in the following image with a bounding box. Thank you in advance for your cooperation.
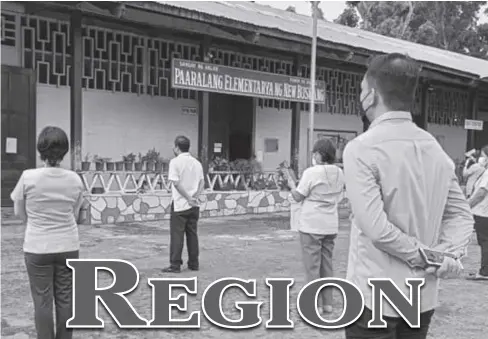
[299,112,363,173]
[1,46,20,66]
[36,86,199,167]
[254,108,363,173]
[427,124,467,162]
[36,86,71,168]
[35,86,467,170]
[83,91,199,162]
[254,107,292,171]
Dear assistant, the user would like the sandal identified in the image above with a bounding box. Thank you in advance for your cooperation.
[466,273,488,280]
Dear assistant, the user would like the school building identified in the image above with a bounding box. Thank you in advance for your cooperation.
[2,1,488,224]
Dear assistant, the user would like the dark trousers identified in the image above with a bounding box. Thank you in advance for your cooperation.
[474,215,488,276]
[24,251,79,339]
[345,307,435,339]
[170,204,200,269]
[299,232,336,307]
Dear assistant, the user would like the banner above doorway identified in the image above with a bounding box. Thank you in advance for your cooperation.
[171,58,326,103]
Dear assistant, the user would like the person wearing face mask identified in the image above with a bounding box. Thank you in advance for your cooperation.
[467,145,488,281]
[342,53,474,339]
[163,135,204,273]
[462,150,484,198]
[287,138,345,314]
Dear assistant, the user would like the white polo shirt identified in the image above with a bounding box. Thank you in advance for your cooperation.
[10,167,84,254]
[168,153,204,212]
[472,169,488,218]
[296,164,345,235]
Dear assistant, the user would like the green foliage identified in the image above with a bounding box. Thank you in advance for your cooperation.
[335,1,488,59]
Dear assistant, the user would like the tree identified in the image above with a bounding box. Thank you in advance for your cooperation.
[285,6,296,13]
[334,6,359,27]
[334,1,488,59]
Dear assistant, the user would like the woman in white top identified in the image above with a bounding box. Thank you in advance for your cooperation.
[288,138,345,313]
[10,126,85,339]
[467,144,488,280]
[462,150,484,198]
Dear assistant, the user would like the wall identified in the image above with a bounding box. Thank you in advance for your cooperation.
[254,107,292,171]
[1,3,23,66]
[427,124,467,161]
[1,46,20,66]
[36,86,71,168]
[254,108,363,173]
[36,86,199,167]
[84,190,351,225]
[299,111,363,173]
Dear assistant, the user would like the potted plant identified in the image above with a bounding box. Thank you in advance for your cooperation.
[93,155,105,171]
[115,156,124,171]
[106,158,115,171]
[144,148,160,172]
[155,156,168,172]
[81,153,91,171]
[134,153,144,171]
[123,152,136,171]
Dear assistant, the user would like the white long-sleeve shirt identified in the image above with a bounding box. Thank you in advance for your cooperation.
[343,111,474,317]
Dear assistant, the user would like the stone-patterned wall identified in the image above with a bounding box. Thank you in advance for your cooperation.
[86,191,295,225]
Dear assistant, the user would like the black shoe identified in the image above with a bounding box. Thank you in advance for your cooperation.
[162,266,181,273]
[188,266,199,271]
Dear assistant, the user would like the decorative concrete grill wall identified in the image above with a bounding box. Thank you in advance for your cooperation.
[79,169,351,225]
[85,191,295,225]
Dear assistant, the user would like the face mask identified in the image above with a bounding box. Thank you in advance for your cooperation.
[359,90,374,121]
[312,155,317,166]
[173,147,178,157]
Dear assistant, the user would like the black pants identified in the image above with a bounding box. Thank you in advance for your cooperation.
[170,204,200,269]
[24,251,79,339]
[474,215,488,276]
[345,307,434,339]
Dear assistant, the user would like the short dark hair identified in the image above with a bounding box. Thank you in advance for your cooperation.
[37,126,69,166]
[365,53,421,112]
[312,138,336,164]
[175,135,190,152]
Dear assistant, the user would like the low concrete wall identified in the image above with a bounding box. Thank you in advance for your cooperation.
[86,190,292,225]
[85,190,351,225]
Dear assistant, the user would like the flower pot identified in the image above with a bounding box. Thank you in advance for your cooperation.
[155,162,163,172]
[115,161,124,171]
[95,162,104,171]
[146,161,155,172]
[106,162,115,171]
[81,161,91,171]
[124,161,133,171]
[134,162,143,171]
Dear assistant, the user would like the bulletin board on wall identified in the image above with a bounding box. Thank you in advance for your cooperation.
[307,129,358,162]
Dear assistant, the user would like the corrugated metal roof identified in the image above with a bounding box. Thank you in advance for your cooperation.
[152,1,488,78]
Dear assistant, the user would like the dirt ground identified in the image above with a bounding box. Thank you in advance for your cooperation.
[1,213,486,339]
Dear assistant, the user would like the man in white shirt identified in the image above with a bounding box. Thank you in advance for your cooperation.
[343,53,474,339]
[467,145,488,280]
[162,136,204,273]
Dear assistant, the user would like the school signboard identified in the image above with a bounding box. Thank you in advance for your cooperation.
[171,58,326,103]
[464,119,484,130]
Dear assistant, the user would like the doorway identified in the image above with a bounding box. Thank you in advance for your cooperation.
[1,66,37,207]
[208,93,254,161]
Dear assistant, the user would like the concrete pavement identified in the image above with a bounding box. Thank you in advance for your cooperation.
[1,213,486,339]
